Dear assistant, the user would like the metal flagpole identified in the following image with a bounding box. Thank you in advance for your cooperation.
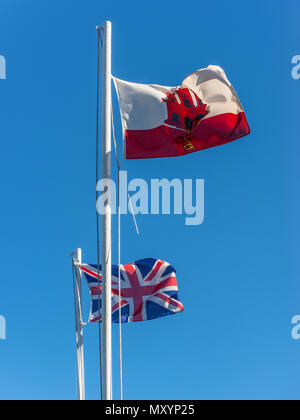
[72,248,86,400]
[101,20,113,400]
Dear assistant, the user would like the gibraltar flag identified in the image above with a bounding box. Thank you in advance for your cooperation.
[113,66,250,159]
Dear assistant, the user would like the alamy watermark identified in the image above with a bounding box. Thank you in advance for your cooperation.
[0,54,6,79]
[96,171,204,226]
[291,55,300,80]
[291,315,300,340]
[0,315,6,340]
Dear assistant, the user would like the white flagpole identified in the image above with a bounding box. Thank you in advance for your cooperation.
[102,20,113,400]
[73,248,86,400]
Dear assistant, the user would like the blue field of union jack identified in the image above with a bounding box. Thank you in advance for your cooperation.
[80,258,184,323]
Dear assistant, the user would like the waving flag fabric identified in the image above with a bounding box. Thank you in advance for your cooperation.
[80,258,184,323]
[113,65,250,159]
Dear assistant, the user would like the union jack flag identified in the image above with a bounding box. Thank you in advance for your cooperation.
[80,258,184,323]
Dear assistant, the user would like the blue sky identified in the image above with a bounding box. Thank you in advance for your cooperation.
[0,0,299,400]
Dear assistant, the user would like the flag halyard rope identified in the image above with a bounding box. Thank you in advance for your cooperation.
[111,102,123,400]
[111,98,143,398]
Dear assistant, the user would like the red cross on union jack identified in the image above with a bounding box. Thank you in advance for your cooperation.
[80,258,184,323]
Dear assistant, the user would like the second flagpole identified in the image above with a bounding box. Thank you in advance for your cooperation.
[101,20,112,400]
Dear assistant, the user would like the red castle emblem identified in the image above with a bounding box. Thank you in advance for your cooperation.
[163,88,208,151]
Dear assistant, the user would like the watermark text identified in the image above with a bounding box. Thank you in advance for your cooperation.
[291,55,300,80]
[0,315,6,340]
[0,55,6,80]
[96,171,204,226]
[291,315,300,340]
